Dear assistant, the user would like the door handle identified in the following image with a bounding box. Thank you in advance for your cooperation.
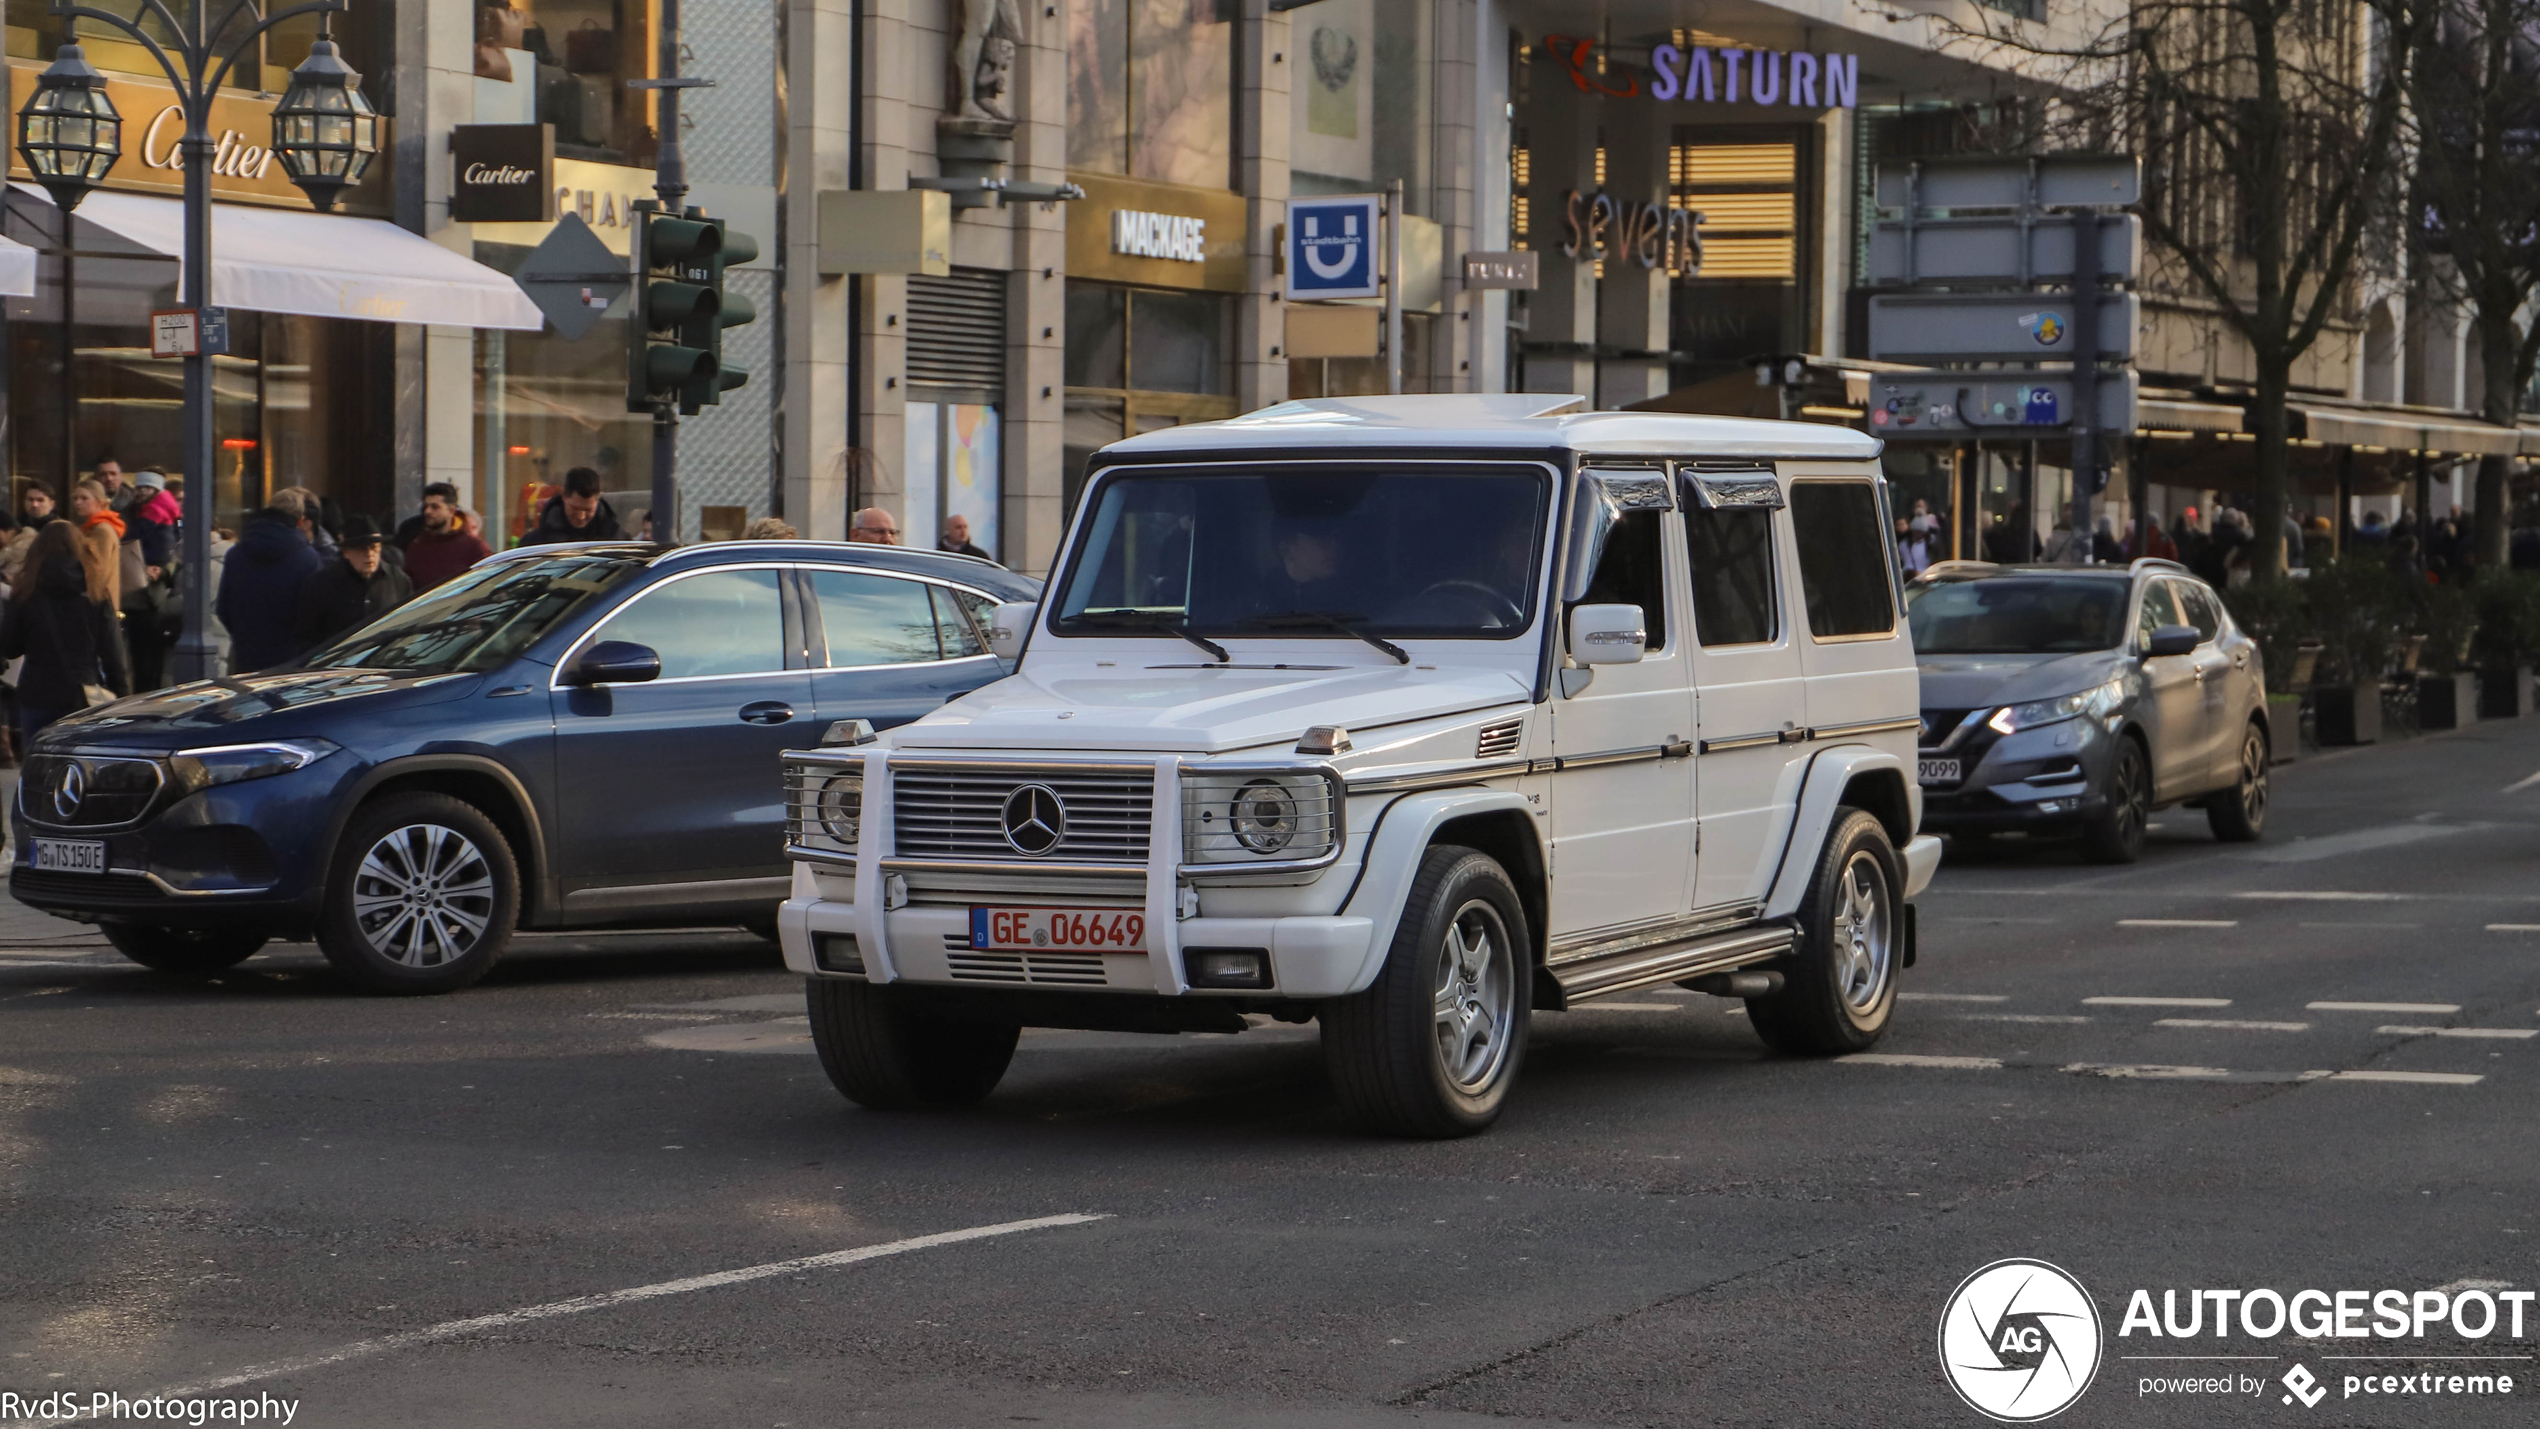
[738,701,795,725]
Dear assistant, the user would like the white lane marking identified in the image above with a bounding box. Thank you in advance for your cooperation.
[2117,919,2239,928]
[2320,1070,2485,1086]
[2246,822,2490,864]
[2064,1063,2232,1079]
[2235,891,2419,901]
[633,993,805,1014]
[1958,1014,2093,1025]
[0,949,105,960]
[2084,996,2233,1007]
[1935,916,2060,924]
[1576,1002,1681,1012]
[644,1018,815,1055]
[2156,1019,2311,1032]
[0,960,118,969]
[1837,1053,2002,1070]
[2298,922,2422,929]
[2432,1279,2516,1294]
[1899,992,2010,1003]
[25,1214,1108,1425]
[2489,924,2540,933]
[2504,770,2540,794]
[2308,1001,2462,1014]
[2376,1026,2539,1040]
[590,1011,727,1021]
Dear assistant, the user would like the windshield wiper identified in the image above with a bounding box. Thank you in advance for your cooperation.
[1068,610,1230,663]
[1236,611,1411,665]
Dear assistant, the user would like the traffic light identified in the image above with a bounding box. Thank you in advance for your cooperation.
[681,222,757,412]
[626,202,720,413]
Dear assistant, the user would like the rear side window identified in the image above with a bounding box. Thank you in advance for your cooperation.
[2176,582,2223,642]
[930,586,988,657]
[1577,509,1668,652]
[598,569,785,679]
[809,569,944,667]
[1682,507,1777,646]
[1787,482,1895,638]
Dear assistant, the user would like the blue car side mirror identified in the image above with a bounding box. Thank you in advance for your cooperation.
[565,640,663,686]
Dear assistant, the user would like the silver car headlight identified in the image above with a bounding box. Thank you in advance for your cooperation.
[1182,768,1343,867]
[814,772,864,845]
[1988,677,2125,735]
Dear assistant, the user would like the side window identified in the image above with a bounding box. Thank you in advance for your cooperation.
[1577,509,1668,652]
[1682,507,1778,646]
[597,569,785,679]
[931,585,988,658]
[2136,580,2183,648]
[2177,583,2223,643]
[1786,481,1896,639]
[809,569,944,667]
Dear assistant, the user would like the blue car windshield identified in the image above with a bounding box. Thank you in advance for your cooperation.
[308,552,650,673]
[1907,577,2128,654]
[1051,466,1551,640]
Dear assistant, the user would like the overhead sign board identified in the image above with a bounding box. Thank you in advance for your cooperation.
[1867,370,2138,438]
[1874,155,2140,211]
[1868,293,2139,362]
[1285,193,1382,300]
[1870,214,2141,286]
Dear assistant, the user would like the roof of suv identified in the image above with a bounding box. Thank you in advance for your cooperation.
[477,539,1042,596]
[1911,559,2190,585]
[1101,394,1884,461]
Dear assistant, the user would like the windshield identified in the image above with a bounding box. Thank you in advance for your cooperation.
[1907,577,2129,654]
[305,552,650,673]
[1052,466,1551,640]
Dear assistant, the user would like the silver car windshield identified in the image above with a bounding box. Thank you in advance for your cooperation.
[1907,577,2129,654]
[1052,466,1551,640]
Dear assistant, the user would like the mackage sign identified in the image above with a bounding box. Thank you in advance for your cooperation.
[450,123,558,224]
[1540,34,1858,110]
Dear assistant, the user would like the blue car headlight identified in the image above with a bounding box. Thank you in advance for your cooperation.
[1987,679,2125,735]
[169,738,341,793]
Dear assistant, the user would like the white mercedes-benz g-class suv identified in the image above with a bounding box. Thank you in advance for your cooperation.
[777,394,1940,1136]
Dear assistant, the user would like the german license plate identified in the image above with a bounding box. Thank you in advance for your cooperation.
[971,907,1148,953]
[31,838,107,874]
[1917,758,1962,786]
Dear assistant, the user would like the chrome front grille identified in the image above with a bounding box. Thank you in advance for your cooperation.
[892,764,1154,864]
[939,936,1111,986]
[19,754,164,829]
[1476,717,1523,759]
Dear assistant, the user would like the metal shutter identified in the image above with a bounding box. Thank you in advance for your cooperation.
[907,268,1008,397]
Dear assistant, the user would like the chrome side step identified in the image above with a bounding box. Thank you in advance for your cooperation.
[1547,924,1795,1008]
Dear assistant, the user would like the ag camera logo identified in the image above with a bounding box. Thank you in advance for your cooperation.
[1940,1259,2104,1421]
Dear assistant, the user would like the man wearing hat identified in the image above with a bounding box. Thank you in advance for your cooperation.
[294,515,413,658]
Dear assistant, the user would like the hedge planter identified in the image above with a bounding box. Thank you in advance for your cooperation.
[2314,681,2381,745]
[2480,665,2536,719]
[2266,695,2301,763]
[2418,672,2479,731]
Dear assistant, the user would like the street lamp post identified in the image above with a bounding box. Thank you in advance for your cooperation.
[17,0,378,685]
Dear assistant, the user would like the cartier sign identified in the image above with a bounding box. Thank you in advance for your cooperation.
[450,125,558,223]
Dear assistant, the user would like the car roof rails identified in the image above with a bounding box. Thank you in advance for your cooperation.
[1913,559,2000,581]
[2129,558,2190,577]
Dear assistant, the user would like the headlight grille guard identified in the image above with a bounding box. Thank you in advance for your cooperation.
[1176,759,1347,878]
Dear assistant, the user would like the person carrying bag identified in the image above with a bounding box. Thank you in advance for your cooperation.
[0,522,131,739]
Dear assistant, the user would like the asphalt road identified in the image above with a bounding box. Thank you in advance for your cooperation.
[3,720,2538,1428]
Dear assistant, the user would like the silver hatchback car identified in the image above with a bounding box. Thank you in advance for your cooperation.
[1906,558,2270,862]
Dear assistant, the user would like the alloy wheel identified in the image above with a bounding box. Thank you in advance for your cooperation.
[2239,728,2270,826]
[1832,850,1894,1014]
[2113,749,2148,845]
[1432,900,1517,1095]
[350,822,495,967]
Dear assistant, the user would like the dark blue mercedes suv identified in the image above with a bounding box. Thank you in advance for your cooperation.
[10,541,1039,993]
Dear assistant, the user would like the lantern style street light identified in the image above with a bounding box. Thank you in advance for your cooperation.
[15,0,378,684]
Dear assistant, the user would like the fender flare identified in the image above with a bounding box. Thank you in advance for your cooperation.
[321,753,553,917]
[1761,745,1908,919]
[1338,786,1538,994]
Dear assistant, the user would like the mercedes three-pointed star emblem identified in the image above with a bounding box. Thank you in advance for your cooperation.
[1000,784,1068,857]
[52,762,84,821]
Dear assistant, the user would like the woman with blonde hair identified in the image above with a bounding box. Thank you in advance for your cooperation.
[68,478,132,604]
[0,520,129,737]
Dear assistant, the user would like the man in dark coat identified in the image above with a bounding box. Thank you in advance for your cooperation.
[401,482,493,593]
[295,516,413,655]
[520,466,626,545]
[215,505,325,672]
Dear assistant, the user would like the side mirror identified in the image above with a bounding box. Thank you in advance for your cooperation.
[984,600,1038,660]
[1570,603,1648,666]
[2144,624,2201,658]
[564,639,662,686]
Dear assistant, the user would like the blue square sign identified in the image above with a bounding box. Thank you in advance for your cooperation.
[1286,194,1382,300]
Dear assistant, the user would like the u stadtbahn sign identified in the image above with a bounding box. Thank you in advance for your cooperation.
[1285,193,1382,300]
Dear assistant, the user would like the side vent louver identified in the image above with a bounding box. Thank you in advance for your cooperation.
[1477,718,1524,759]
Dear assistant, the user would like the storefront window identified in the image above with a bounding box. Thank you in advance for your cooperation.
[1669,129,1815,382]
[1287,0,1431,215]
[1067,0,1234,189]
[472,320,652,547]
[1062,281,1234,517]
[905,401,1002,561]
[472,0,658,166]
[4,0,393,108]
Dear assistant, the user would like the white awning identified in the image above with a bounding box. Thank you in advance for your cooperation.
[0,233,32,298]
[43,189,540,330]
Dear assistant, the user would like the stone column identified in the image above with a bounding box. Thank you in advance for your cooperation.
[1235,0,1292,415]
[1429,0,1479,394]
[1004,0,1069,574]
[1594,92,1669,409]
[1515,53,1595,399]
[395,0,480,518]
[854,1,917,528]
[784,0,856,540]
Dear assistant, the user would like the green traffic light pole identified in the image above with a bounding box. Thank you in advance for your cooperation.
[631,0,709,546]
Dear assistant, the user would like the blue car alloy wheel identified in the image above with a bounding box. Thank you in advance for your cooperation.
[318,792,522,995]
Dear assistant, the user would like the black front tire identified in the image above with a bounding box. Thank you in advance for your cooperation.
[316,792,521,995]
[102,923,267,976]
[2206,721,2269,842]
[805,978,1019,1110]
[1322,845,1532,1138]
[2080,738,2150,864]
[1747,809,1900,1056]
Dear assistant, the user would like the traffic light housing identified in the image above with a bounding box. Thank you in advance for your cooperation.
[627,202,720,413]
[681,222,757,412]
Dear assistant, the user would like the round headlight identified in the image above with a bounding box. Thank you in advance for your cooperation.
[1227,778,1297,855]
[816,773,863,845]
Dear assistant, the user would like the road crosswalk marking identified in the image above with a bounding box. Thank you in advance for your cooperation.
[2156,1018,2310,1032]
[2117,919,2240,928]
[2308,1001,2461,1014]
[2375,1026,2537,1040]
[2084,996,2232,1007]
